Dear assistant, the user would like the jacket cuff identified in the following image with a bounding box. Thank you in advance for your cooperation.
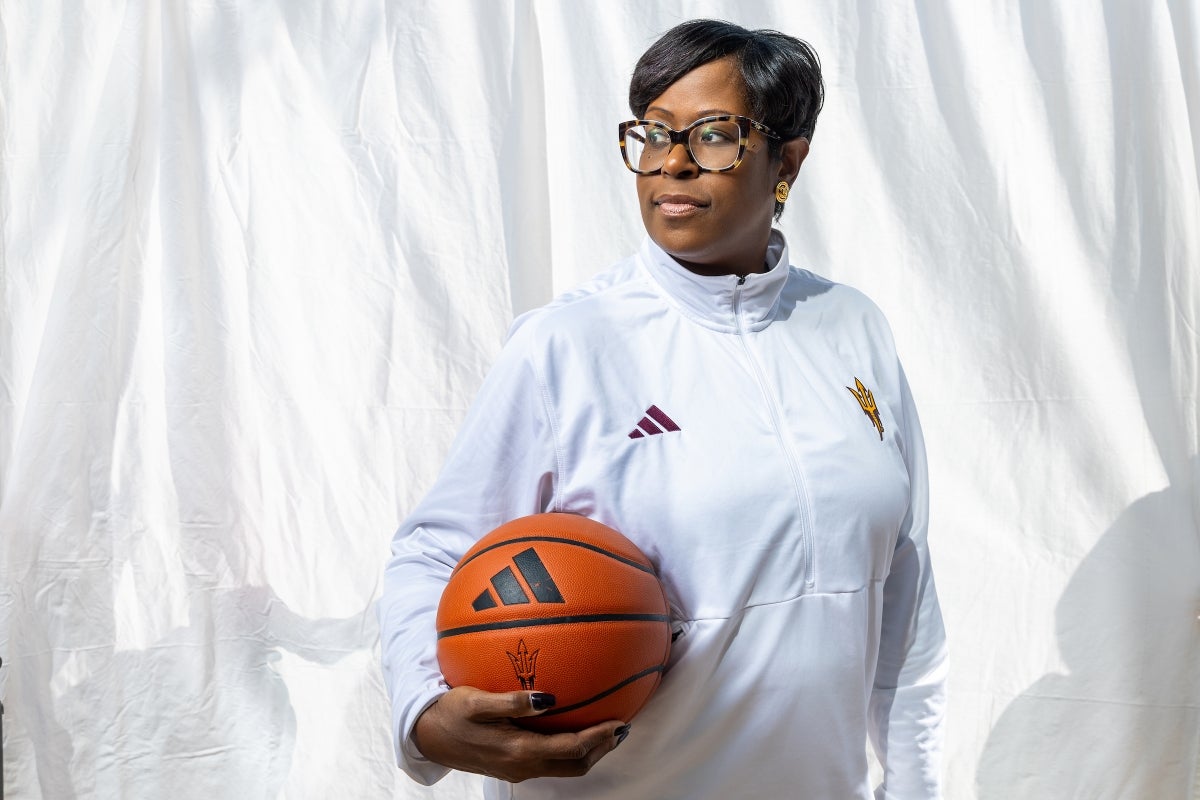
[395,688,452,785]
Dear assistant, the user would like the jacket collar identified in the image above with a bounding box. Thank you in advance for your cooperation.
[638,229,791,333]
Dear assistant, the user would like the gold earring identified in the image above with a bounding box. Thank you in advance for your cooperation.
[775,181,790,204]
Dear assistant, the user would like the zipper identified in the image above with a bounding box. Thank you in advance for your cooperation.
[669,599,690,642]
[732,279,816,587]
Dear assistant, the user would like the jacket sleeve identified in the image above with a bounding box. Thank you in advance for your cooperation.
[868,364,948,799]
[378,326,559,784]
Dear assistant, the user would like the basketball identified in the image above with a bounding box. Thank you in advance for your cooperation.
[436,513,672,733]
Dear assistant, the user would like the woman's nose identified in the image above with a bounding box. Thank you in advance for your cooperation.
[660,142,699,177]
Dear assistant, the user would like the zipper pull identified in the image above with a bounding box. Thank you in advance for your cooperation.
[737,274,747,285]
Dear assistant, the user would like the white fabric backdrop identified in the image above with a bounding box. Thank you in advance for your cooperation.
[2,1,1198,798]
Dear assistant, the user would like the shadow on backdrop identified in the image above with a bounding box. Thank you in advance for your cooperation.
[11,575,369,797]
[976,455,1200,798]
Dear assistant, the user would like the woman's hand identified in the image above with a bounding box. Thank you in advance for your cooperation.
[412,686,629,783]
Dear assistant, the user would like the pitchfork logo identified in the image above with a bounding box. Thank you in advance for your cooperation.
[846,377,885,441]
[471,547,566,612]
[507,639,539,690]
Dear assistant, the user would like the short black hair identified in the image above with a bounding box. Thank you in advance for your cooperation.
[629,19,825,148]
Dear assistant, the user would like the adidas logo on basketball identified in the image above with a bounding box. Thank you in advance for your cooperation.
[628,405,680,439]
[471,547,566,611]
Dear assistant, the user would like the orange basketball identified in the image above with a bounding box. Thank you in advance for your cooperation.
[436,513,672,733]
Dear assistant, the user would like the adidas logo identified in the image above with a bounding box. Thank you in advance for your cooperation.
[472,548,565,611]
[627,405,681,439]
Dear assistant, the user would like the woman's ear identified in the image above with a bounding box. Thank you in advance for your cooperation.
[777,137,810,184]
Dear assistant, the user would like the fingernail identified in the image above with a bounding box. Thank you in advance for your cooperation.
[530,692,556,711]
[614,724,631,746]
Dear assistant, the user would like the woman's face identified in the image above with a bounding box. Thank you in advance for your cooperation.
[635,56,808,277]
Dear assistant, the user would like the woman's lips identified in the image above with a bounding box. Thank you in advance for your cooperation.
[655,195,707,216]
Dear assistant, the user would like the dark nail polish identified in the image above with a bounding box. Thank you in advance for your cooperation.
[530,692,556,711]
[614,724,631,745]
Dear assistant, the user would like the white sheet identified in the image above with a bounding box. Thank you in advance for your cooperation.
[1,2,1197,797]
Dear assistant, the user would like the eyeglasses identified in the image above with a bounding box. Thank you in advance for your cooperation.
[618,115,781,174]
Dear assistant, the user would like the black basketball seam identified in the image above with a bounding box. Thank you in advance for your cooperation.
[436,613,671,640]
[538,665,666,717]
[456,536,656,574]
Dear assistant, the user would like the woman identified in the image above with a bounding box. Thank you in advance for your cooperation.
[381,19,946,799]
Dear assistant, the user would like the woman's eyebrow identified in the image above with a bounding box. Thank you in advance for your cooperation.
[644,106,735,121]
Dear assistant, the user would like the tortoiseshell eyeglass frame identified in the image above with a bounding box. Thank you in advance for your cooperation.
[618,114,782,175]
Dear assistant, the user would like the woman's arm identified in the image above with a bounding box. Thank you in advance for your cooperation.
[868,364,949,798]
[378,323,627,784]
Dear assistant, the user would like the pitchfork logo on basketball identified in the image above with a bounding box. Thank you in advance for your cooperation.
[507,639,539,690]
[470,547,566,612]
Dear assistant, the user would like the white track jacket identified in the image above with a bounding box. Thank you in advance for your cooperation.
[380,230,947,799]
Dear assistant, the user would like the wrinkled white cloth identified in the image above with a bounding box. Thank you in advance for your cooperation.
[2,3,1197,798]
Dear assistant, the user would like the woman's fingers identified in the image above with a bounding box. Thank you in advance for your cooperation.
[509,721,630,779]
[463,686,561,724]
[537,720,627,761]
[461,688,556,721]
[413,686,630,782]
